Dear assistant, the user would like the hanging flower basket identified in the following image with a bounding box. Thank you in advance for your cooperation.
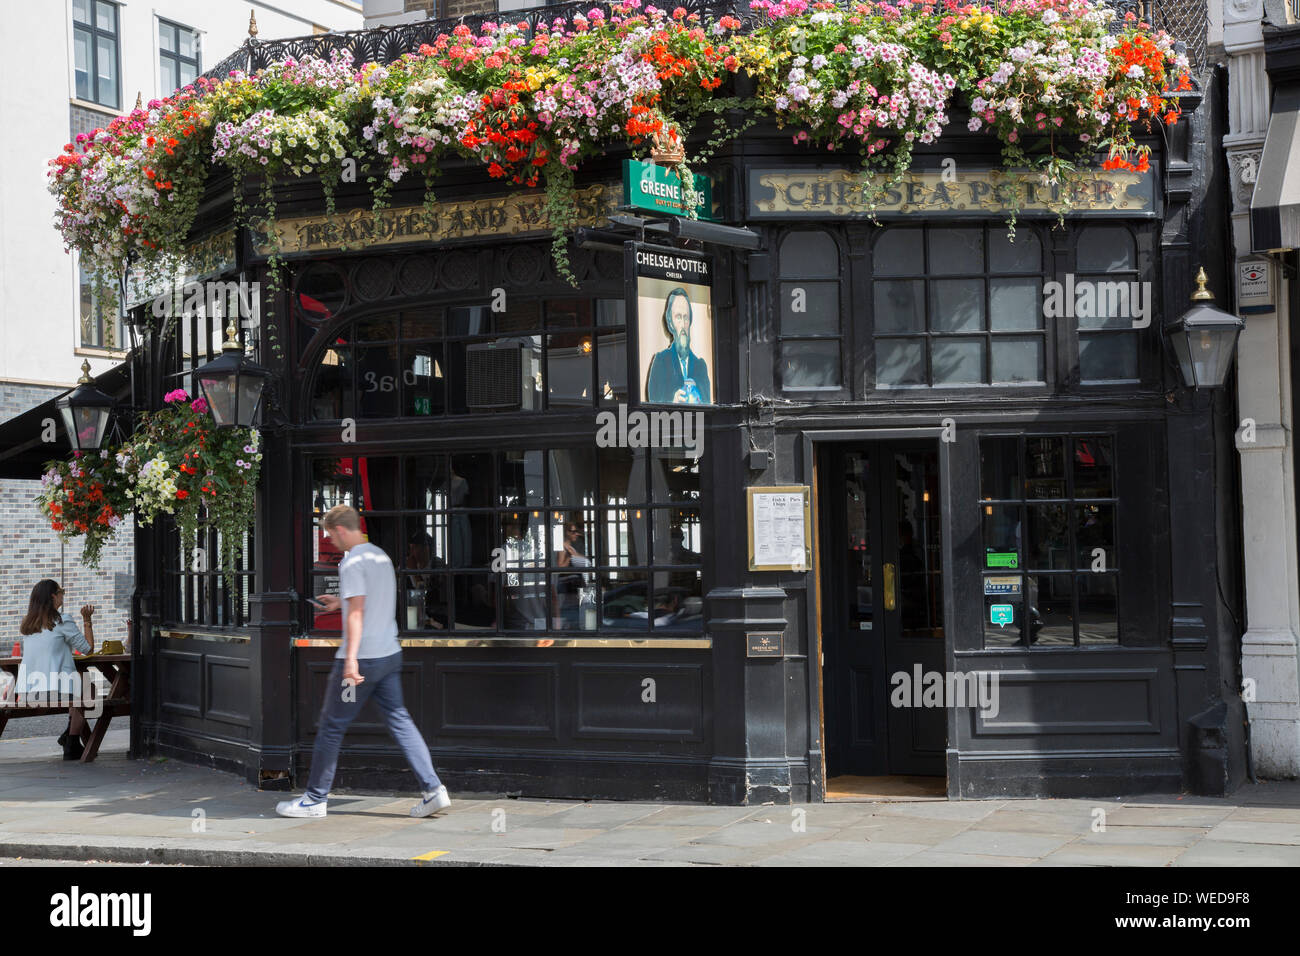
[36,390,263,588]
[48,0,1193,310]
[114,390,262,589]
[37,451,133,569]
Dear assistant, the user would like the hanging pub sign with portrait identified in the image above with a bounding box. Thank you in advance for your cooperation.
[625,242,716,408]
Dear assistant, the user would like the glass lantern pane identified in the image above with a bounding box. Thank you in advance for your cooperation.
[238,376,265,425]
[63,404,107,450]
[199,374,238,426]
[1188,326,1239,388]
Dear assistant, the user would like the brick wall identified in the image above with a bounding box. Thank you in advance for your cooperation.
[0,382,134,649]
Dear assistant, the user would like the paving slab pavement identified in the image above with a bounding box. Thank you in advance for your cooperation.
[3,730,1300,866]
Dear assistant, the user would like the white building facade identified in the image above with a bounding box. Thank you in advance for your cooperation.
[1225,0,1300,778]
[0,0,361,643]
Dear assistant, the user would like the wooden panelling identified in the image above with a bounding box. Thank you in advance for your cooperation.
[434,662,558,737]
[573,664,705,740]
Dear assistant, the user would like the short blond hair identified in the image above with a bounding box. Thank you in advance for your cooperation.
[322,504,361,532]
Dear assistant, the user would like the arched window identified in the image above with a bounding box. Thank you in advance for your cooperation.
[778,230,843,390]
[1074,226,1140,383]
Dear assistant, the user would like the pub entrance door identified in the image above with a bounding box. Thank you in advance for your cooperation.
[819,442,947,783]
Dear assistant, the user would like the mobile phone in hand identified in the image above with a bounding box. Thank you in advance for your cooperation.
[307,597,327,610]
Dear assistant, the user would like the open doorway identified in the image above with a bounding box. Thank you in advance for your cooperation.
[818,442,947,800]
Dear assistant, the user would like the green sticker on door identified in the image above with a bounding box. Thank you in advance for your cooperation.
[989,604,1014,627]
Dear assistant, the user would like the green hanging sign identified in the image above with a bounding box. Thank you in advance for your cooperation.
[622,159,715,220]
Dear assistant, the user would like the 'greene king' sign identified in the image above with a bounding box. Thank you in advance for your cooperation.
[623,159,716,220]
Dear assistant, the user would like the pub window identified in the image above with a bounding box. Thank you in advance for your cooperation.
[307,449,703,636]
[1074,226,1140,383]
[872,225,1046,387]
[161,306,258,627]
[73,0,120,110]
[778,230,842,390]
[158,18,201,96]
[165,525,256,628]
[978,434,1119,648]
[307,296,627,420]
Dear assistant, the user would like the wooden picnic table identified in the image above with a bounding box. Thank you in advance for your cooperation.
[0,654,131,762]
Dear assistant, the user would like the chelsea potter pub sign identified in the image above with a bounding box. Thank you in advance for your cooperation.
[747,166,1157,218]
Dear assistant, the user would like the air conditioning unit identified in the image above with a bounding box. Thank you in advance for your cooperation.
[465,339,540,410]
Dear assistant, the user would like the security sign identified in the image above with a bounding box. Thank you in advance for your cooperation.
[1238,258,1273,314]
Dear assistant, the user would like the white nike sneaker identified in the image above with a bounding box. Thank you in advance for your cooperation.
[411,785,451,818]
[276,795,327,818]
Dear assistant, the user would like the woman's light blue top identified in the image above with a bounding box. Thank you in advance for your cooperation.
[16,617,89,696]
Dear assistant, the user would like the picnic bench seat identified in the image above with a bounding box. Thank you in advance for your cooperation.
[0,654,131,762]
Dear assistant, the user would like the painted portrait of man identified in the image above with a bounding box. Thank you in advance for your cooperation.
[645,287,711,404]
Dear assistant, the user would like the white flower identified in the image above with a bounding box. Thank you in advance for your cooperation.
[1126,64,1144,79]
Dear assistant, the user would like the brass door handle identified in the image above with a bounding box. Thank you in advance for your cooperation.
[883,562,897,611]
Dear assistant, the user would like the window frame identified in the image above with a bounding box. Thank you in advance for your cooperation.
[977,431,1122,650]
[160,293,260,628]
[77,259,124,351]
[866,222,1055,393]
[775,227,850,399]
[72,0,121,110]
[305,292,628,423]
[1065,221,1158,390]
[157,17,201,96]
[303,448,705,637]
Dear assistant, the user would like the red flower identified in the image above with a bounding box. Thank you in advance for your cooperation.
[176,489,189,499]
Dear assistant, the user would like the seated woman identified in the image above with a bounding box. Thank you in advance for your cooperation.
[16,580,95,760]
[552,517,591,628]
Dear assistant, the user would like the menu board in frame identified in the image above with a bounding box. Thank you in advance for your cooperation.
[747,485,812,572]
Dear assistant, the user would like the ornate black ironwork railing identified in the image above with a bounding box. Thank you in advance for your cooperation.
[202,0,1208,85]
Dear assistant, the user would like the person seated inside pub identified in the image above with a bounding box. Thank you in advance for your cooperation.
[406,531,450,629]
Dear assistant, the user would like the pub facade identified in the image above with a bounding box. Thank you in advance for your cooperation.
[80,5,1247,803]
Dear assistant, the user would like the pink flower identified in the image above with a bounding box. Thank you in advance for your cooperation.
[191,397,209,414]
[164,388,190,404]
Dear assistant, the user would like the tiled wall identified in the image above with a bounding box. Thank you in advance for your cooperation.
[69,104,116,146]
[0,382,134,649]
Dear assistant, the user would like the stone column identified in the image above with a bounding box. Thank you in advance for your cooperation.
[1224,0,1300,777]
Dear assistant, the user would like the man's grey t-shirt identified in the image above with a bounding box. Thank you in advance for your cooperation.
[335,542,400,660]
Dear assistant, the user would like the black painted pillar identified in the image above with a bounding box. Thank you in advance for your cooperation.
[244,272,296,789]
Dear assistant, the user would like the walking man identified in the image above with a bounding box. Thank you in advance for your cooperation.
[277,504,450,819]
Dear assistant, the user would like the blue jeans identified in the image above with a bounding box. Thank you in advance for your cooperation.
[303,650,441,803]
